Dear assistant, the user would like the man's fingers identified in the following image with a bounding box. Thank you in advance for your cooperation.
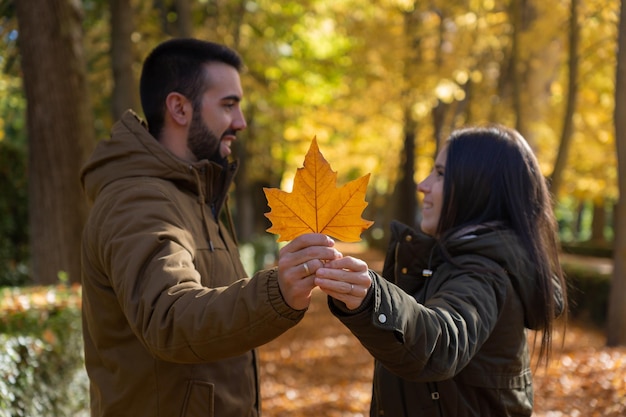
[280,233,335,254]
[323,256,367,271]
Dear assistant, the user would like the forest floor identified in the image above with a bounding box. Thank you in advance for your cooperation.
[258,243,626,417]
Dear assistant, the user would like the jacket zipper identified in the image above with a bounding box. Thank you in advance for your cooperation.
[420,246,437,303]
[427,382,443,415]
[417,245,443,416]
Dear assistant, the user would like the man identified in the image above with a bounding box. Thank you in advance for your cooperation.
[80,38,340,417]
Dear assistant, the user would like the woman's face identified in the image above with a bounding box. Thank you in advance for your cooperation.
[417,148,447,236]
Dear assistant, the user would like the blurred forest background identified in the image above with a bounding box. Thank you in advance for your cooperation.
[1,0,626,343]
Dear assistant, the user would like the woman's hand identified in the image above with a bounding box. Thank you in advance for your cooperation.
[277,233,342,310]
[315,256,372,310]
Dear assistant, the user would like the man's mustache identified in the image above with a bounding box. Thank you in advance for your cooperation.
[222,129,237,138]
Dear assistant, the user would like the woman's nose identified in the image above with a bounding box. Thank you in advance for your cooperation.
[417,178,428,193]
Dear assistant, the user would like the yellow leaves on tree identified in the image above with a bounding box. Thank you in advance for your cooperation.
[264,137,373,242]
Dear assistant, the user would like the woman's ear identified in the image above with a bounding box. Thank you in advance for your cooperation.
[164,92,192,126]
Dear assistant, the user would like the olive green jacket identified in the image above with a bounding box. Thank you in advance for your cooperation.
[331,221,559,416]
[80,110,304,417]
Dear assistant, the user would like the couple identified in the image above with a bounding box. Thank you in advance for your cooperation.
[80,38,567,417]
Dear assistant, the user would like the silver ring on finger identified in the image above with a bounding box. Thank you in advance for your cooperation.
[350,284,354,294]
[302,262,310,275]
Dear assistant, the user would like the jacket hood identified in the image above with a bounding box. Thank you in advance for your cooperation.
[444,225,532,275]
[81,110,237,210]
[386,221,549,330]
[443,225,547,330]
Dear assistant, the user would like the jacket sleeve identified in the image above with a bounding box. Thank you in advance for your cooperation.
[329,262,509,382]
[89,179,304,363]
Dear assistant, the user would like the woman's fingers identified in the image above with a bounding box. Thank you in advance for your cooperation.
[315,256,372,310]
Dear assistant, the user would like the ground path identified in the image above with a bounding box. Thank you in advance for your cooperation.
[258,242,626,416]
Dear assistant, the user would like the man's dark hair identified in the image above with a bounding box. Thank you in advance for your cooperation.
[139,38,243,139]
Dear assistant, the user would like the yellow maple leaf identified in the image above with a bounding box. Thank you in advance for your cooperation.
[264,137,374,242]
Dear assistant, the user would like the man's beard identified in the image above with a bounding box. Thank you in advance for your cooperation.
[187,109,225,165]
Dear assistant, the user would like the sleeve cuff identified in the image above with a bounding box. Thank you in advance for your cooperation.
[266,267,307,321]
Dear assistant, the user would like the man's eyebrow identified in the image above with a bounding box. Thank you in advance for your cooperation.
[221,95,242,102]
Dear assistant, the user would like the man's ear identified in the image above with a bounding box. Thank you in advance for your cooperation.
[165,92,192,126]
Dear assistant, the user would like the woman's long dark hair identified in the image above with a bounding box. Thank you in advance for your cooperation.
[436,125,567,363]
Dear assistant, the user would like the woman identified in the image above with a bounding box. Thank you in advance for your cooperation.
[313,125,567,416]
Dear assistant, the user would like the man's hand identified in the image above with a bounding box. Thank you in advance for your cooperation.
[277,234,342,310]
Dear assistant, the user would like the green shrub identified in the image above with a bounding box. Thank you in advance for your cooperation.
[0,285,87,417]
[562,259,612,326]
[561,241,613,259]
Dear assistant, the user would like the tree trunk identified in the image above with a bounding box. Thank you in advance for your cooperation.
[571,200,585,239]
[392,107,418,230]
[549,0,580,196]
[233,108,255,242]
[590,200,606,244]
[152,0,193,37]
[174,0,193,37]
[607,0,626,347]
[506,0,560,148]
[431,100,447,158]
[110,0,138,119]
[509,0,526,136]
[16,0,95,285]
[387,4,420,231]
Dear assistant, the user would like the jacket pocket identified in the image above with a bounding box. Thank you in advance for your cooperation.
[372,363,443,417]
[181,380,214,417]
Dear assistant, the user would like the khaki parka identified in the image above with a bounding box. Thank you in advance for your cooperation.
[330,220,559,417]
[80,110,304,417]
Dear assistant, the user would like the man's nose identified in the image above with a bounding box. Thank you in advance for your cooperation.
[233,109,247,130]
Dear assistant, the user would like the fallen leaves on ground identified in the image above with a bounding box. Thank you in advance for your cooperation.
[264,137,373,242]
[531,322,626,416]
[259,288,373,417]
[259,243,626,417]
